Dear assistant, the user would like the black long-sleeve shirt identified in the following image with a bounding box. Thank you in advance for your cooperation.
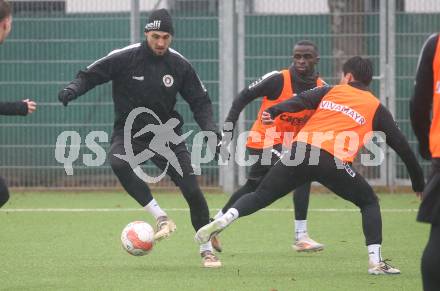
[266,82,425,192]
[225,65,322,124]
[0,101,28,116]
[410,33,438,160]
[64,41,217,134]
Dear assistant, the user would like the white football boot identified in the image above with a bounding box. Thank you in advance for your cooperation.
[368,260,401,275]
[201,250,222,268]
[195,219,225,244]
[154,216,176,241]
[293,235,324,252]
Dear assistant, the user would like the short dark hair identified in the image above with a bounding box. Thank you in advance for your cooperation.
[0,0,11,22]
[342,56,373,86]
[294,40,319,55]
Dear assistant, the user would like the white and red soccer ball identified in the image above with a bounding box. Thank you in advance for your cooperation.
[121,221,155,256]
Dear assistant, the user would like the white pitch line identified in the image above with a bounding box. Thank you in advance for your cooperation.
[0,208,418,213]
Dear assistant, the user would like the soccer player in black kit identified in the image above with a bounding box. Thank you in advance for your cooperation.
[214,40,324,252]
[410,32,440,291]
[197,56,425,274]
[0,0,37,208]
[58,9,221,268]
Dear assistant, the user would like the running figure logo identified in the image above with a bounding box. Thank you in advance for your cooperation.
[114,107,193,183]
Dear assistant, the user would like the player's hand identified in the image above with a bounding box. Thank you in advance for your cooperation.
[416,191,423,200]
[58,89,76,106]
[219,122,234,145]
[213,131,223,161]
[261,111,274,125]
[22,99,37,114]
[215,125,234,162]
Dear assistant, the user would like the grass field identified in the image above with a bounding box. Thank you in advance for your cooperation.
[0,191,428,291]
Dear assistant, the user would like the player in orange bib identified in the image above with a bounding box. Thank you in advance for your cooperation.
[198,56,425,275]
[214,40,324,252]
[411,32,440,291]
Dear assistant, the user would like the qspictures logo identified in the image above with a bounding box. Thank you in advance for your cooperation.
[113,107,192,183]
[55,107,386,183]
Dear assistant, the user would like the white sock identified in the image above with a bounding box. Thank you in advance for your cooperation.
[367,244,382,264]
[144,199,167,220]
[214,209,223,220]
[218,208,239,227]
[199,241,213,253]
[295,220,308,240]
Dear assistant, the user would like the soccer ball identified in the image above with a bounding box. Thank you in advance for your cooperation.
[121,221,155,256]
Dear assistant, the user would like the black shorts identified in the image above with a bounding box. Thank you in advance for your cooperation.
[110,133,194,184]
[256,142,378,209]
[418,158,440,225]
[246,144,285,180]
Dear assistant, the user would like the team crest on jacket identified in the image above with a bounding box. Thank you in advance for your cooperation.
[163,75,174,87]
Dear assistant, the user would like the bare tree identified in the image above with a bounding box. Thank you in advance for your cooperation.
[328,0,366,77]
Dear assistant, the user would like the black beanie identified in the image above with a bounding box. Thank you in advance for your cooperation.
[144,9,174,35]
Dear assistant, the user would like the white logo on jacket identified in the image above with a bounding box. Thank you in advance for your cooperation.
[132,76,144,81]
[248,71,278,90]
[163,75,174,87]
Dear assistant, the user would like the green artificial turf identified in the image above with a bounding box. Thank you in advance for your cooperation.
[0,191,428,291]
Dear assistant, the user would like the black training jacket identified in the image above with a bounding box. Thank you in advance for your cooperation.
[225,66,321,125]
[0,101,27,116]
[64,41,217,135]
[410,33,440,224]
[410,33,438,160]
